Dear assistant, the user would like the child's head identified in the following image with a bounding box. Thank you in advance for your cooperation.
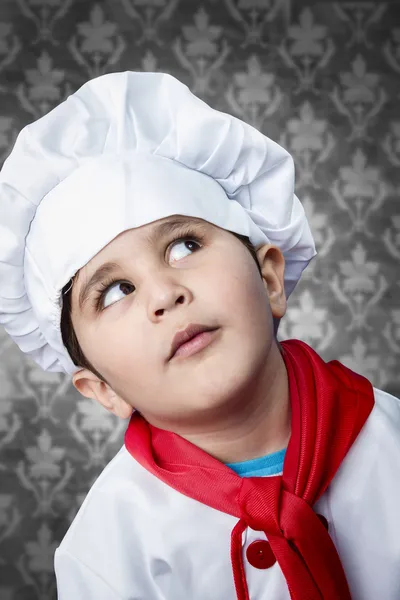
[60,213,287,428]
[0,71,316,411]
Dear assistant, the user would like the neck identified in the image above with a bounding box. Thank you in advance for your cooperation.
[178,341,291,464]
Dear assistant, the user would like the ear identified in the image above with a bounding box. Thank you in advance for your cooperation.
[256,244,287,319]
[72,368,133,419]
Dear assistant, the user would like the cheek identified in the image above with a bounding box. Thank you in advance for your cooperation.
[228,270,271,341]
[79,321,146,380]
[92,335,156,403]
[204,262,273,377]
[210,258,268,317]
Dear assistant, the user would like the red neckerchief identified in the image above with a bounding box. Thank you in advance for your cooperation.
[124,339,374,599]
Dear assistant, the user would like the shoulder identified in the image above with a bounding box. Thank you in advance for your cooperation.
[54,443,164,598]
[315,387,400,598]
[55,444,166,596]
[371,386,400,424]
[56,442,170,568]
[54,442,237,599]
[360,386,400,449]
[329,386,400,494]
[58,444,159,550]
[56,440,215,558]
[352,386,400,458]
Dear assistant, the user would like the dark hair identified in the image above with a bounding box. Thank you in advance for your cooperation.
[60,232,269,384]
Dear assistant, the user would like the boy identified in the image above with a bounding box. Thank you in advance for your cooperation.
[0,71,399,600]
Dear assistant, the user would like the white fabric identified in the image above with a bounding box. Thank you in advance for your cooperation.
[0,71,316,375]
[54,387,400,600]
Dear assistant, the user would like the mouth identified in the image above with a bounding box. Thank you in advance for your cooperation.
[170,328,219,360]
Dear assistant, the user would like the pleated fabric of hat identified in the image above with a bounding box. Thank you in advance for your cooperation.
[0,71,316,375]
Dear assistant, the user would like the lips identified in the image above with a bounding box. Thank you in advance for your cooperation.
[169,323,217,360]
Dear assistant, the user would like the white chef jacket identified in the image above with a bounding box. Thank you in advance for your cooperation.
[54,387,400,599]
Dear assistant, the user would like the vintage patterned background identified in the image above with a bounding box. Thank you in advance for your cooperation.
[0,0,399,598]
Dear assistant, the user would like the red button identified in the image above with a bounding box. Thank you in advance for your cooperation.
[316,513,329,531]
[246,540,276,569]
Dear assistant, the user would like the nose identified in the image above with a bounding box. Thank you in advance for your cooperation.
[147,278,193,320]
[155,293,185,317]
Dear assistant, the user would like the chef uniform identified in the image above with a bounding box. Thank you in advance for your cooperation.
[0,71,399,600]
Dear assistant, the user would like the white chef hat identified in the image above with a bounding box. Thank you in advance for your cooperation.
[0,71,316,376]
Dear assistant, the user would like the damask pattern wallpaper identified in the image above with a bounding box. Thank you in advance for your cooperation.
[0,0,399,598]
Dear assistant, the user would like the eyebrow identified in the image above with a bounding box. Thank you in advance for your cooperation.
[77,216,207,312]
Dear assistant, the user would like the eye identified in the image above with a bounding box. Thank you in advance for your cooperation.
[101,281,134,310]
[95,236,202,310]
[169,238,200,263]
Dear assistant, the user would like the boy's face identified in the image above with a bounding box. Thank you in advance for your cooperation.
[70,214,287,432]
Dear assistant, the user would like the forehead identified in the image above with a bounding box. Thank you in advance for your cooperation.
[73,215,213,312]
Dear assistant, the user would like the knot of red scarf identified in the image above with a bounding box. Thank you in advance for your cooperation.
[125,339,374,599]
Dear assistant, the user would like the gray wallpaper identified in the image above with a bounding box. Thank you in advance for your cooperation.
[0,0,399,598]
